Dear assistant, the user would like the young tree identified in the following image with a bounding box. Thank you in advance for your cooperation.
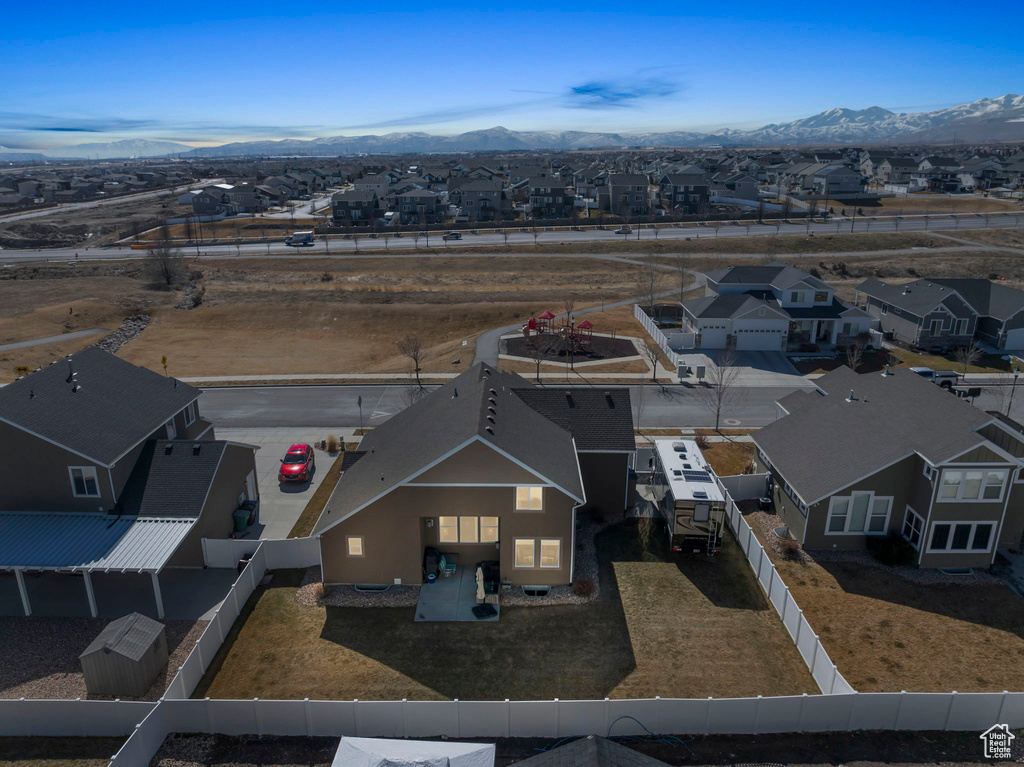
[395,334,428,388]
[637,337,663,383]
[954,341,983,378]
[692,349,743,432]
[525,329,555,383]
[633,260,665,315]
[147,226,184,286]
[845,340,865,372]
[671,252,689,303]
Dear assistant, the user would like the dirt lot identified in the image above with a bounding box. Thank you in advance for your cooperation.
[146,731,1024,767]
[0,737,125,767]
[745,510,1024,693]
[195,519,815,702]
[699,440,756,476]
[845,195,1020,214]
[0,616,205,701]
[0,193,191,248]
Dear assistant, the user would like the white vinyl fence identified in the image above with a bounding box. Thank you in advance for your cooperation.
[717,473,853,695]
[202,535,320,570]
[0,699,154,738]
[634,305,684,366]
[110,690,1024,765]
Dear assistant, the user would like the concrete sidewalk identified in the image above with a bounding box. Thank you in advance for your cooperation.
[0,327,107,352]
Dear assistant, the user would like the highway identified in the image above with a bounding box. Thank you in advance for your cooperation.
[1,210,1021,264]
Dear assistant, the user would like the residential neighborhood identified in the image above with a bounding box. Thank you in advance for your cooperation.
[6,4,1024,760]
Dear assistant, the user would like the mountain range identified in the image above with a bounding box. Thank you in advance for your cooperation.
[3,94,1022,160]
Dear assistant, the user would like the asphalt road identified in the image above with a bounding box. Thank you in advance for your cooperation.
[1,211,1021,263]
[0,179,222,224]
[199,383,805,430]
[199,379,1024,432]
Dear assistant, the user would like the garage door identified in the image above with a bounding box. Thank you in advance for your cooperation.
[735,329,785,350]
[1005,328,1024,351]
[699,325,729,349]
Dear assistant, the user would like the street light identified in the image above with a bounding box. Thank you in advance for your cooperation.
[1008,368,1021,417]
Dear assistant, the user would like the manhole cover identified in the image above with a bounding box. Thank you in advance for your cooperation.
[724,418,741,426]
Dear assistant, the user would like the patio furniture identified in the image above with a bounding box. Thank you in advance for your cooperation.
[471,603,497,620]
[477,560,500,595]
[438,553,457,577]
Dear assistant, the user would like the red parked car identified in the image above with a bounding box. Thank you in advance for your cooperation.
[279,443,315,482]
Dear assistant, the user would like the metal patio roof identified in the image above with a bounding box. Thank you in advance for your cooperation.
[0,513,195,573]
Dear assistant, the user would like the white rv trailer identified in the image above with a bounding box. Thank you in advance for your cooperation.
[651,438,726,554]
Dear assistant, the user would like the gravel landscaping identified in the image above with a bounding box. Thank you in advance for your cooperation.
[92,314,150,353]
[0,616,206,701]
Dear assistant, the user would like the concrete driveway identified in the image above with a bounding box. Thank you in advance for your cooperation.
[680,350,810,387]
[217,428,350,539]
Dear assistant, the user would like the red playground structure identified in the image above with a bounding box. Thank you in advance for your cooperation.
[523,310,594,352]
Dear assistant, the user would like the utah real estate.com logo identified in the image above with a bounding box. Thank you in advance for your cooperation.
[981,724,1015,759]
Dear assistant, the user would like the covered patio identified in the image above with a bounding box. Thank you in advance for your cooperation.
[0,512,196,619]
[414,564,500,622]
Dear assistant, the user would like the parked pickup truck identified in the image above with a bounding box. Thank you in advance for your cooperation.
[909,367,959,389]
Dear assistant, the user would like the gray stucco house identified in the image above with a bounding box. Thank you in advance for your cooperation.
[753,366,1024,569]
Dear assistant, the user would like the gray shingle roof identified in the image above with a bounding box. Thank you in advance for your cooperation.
[514,736,670,767]
[682,293,773,320]
[511,389,634,451]
[117,440,228,518]
[930,279,1024,320]
[753,367,998,504]
[704,261,826,291]
[80,612,164,662]
[314,364,584,533]
[855,277,1020,319]
[0,347,200,466]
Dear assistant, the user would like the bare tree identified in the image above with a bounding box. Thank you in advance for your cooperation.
[502,230,511,247]
[845,340,865,372]
[524,329,555,382]
[562,294,577,319]
[633,260,665,315]
[692,349,743,432]
[954,341,983,378]
[637,337,662,383]
[670,252,689,303]
[395,334,428,388]
[147,226,184,286]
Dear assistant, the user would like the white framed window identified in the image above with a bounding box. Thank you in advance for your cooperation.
[826,492,891,534]
[514,538,535,568]
[929,319,942,336]
[459,516,479,543]
[902,506,924,549]
[954,318,968,335]
[790,291,804,303]
[69,466,101,498]
[539,539,561,568]
[881,303,888,315]
[346,536,364,557]
[183,401,196,427]
[515,486,544,511]
[927,521,995,553]
[438,516,458,543]
[480,516,499,542]
[938,469,1007,502]
[922,462,934,479]
[165,419,177,439]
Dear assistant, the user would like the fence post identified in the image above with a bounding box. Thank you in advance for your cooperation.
[704,697,712,735]
[304,698,312,737]
[794,611,804,647]
[944,691,957,730]
[654,696,661,732]
[204,697,212,732]
[894,691,906,728]
[254,698,262,736]
[808,634,819,677]
[997,690,1010,723]
[554,699,560,737]
[797,693,808,732]
[194,640,204,671]
[828,665,838,695]
[506,699,511,738]
[753,695,762,734]
[403,698,409,738]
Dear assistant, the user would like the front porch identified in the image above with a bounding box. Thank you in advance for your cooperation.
[415,560,500,622]
[787,319,838,351]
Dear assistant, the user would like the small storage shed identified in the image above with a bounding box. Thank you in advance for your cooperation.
[79,612,168,697]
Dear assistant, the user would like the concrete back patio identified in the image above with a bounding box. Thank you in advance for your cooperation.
[415,566,499,622]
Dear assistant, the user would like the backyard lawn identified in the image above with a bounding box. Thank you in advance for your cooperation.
[196,519,816,701]
[746,510,1024,692]
[699,441,755,476]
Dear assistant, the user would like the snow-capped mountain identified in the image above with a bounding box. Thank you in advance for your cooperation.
[0,139,195,160]
[10,94,1024,160]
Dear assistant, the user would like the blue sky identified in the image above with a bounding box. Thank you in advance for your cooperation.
[3,0,1023,148]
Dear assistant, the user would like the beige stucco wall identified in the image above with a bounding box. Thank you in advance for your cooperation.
[319,481,577,587]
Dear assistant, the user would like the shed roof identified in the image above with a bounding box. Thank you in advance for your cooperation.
[80,612,164,661]
[0,513,195,573]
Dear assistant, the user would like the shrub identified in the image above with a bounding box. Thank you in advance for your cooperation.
[866,532,916,567]
[326,434,341,454]
[694,433,711,450]
[573,578,595,597]
[321,271,334,282]
[777,537,803,562]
